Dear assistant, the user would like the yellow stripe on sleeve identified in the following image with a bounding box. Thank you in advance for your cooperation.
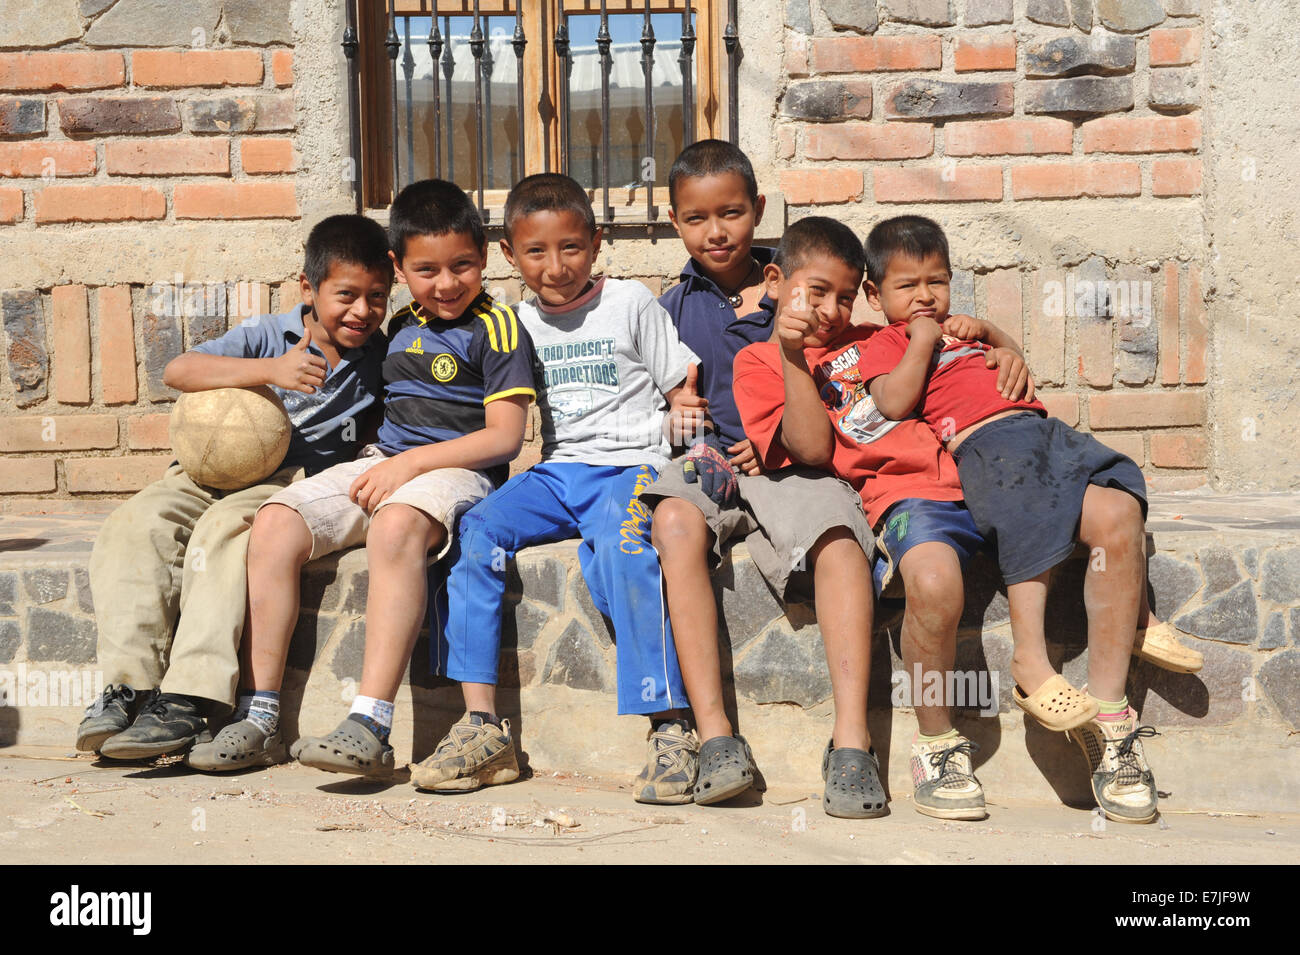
[477,310,500,352]
[499,303,518,350]
[489,305,511,352]
[484,386,536,405]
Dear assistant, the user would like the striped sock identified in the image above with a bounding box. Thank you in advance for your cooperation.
[1094,695,1129,720]
[246,691,280,735]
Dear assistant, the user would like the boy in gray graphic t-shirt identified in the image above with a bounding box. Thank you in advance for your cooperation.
[415,174,705,799]
[528,275,693,471]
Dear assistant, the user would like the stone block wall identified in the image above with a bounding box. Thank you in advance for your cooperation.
[2,507,1297,809]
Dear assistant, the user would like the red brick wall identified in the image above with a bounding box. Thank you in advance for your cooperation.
[1,8,302,502]
[779,0,1208,488]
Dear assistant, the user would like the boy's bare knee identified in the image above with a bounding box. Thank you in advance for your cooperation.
[650,497,709,555]
[249,504,311,565]
[899,547,964,622]
[1081,487,1143,550]
[368,503,442,562]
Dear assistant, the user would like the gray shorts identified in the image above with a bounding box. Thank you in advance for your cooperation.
[642,461,875,602]
[259,444,495,561]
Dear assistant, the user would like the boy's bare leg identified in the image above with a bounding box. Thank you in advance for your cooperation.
[357,504,446,702]
[1077,485,1144,702]
[461,682,497,715]
[1006,571,1055,695]
[243,504,314,693]
[896,542,964,736]
[651,498,732,742]
[810,527,874,750]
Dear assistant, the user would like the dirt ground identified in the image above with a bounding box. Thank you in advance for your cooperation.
[3,745,1294,866]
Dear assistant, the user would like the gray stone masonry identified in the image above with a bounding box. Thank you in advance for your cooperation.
[1024,36,1136,78]
[881,0,953,27]
[1022,76,1135,116]
[0,99,45,137]
[1,493,1297,806]
[965,0,1013,26]
[820,0,879,34]
[2,291,48,408]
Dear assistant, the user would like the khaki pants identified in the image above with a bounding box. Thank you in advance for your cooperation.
[89,463,302,708]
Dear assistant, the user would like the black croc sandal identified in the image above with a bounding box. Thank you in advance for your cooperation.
[693,735,756,805]
[822,741,888,818]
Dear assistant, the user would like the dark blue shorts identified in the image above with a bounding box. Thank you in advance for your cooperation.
[871,498,985,598]
[950,412,1148,586]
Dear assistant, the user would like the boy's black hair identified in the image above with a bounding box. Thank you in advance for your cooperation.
[864,215,951,286]
[303,214,395,290]
[773,216,865,279]
[502,173,596,242]
[667,138,759,209]
[388,178,485,261]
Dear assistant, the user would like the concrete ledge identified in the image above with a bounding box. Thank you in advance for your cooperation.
[1,491,1298,811]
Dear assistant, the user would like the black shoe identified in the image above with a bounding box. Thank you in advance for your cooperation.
[99,692,208,760]
[76,684,150,753]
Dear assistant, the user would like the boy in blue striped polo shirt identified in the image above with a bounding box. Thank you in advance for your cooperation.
[78,214,393,762]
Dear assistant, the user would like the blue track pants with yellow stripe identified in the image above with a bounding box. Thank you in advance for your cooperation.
[431,461,688,715]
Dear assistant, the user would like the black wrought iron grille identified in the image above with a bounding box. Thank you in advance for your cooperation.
[341,1,740,225]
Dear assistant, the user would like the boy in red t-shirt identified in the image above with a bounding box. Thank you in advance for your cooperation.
[734,217,1031,821]
[858,215,1198,824]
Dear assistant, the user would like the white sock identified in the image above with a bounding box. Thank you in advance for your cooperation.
[348,695,394,731]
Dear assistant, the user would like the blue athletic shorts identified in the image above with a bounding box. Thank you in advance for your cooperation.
[871,498,985,598]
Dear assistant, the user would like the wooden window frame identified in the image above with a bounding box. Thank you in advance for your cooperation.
[356,0,729,220]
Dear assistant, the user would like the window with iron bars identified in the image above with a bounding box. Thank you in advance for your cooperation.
[344,1,740,227]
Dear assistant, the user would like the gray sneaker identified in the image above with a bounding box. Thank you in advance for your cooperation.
[76,684,149,753]
[910,736,987,821]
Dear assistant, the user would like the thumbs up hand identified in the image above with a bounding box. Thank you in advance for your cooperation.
[268,320,328,393]
[682,362,700,397]
[666,363,711,447]
[776,283,821,353]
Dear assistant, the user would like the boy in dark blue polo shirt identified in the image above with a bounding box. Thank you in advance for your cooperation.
[639,141,875,806]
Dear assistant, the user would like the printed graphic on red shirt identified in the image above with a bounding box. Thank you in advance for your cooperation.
[934,335,992,370]
[812,341,903,446]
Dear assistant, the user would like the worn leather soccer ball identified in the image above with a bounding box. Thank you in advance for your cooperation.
[169,385,292,490]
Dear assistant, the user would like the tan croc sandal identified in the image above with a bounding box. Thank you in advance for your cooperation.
[1013,674,1099,732]
[1132,622,1204,674]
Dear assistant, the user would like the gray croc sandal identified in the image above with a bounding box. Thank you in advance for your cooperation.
[822,741,888,818]
[693,734,756,806]
[293,716,394,779]
[186,718,287,773]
